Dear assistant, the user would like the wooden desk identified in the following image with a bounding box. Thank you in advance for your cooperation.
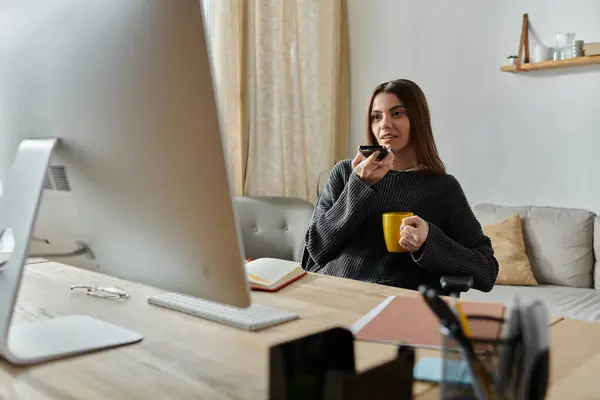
[1,261,435,400]
[417,317,600,400]
[0,261,586,400]
[544,318,600,399]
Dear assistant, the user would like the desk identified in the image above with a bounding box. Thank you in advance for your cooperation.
[418,317,600,400]
[0,262,591,399]
[2,261,429,399]
[544,318,600,399]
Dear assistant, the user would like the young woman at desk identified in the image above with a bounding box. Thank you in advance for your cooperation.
[303,79,498,293]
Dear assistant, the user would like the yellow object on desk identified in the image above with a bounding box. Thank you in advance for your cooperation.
[454,300,472,337]
[449,298,493,398]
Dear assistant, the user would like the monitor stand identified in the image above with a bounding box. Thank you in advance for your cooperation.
[0,138,142,365]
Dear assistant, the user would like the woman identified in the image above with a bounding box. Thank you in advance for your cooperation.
[303,79,498,292]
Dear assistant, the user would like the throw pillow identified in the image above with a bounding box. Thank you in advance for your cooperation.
[482,214,538,286]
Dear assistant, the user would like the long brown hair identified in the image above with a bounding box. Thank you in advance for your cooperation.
[366,79,446,174]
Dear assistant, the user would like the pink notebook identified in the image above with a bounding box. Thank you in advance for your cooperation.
[351,295,505,349]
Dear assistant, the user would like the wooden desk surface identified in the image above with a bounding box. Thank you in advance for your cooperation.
[1,261,437,400]
[0,262,582,400]
[544,318,600,399]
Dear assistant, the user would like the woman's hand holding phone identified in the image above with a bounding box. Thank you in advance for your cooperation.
[351,146,394,186]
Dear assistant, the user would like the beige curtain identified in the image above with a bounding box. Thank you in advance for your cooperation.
[206,0,349,203]
[208,0,248,197]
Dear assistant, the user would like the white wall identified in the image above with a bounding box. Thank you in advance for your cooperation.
[348,0,600,212]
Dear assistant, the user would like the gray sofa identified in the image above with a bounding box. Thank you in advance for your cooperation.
[233,196,600,322]
[462,203,600,322]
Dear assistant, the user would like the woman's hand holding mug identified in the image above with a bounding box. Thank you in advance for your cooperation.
[399,215,429,252]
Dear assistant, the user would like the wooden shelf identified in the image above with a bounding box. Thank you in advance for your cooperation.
[500,56,600,72]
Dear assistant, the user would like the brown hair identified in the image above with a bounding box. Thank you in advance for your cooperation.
[366,79,446,174]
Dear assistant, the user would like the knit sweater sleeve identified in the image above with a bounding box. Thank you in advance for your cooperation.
[304,160,378,270]
[411,175,499,292]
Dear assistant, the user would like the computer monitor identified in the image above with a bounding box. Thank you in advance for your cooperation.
[0,0,251,364]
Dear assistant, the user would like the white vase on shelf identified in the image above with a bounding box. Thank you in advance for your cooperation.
[533,44,551,63]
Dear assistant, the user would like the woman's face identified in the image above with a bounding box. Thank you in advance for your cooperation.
[370,92,411,153]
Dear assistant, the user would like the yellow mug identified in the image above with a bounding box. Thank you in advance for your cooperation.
[382,212,414,252]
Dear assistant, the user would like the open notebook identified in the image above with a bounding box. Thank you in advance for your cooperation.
[245,258,307,292]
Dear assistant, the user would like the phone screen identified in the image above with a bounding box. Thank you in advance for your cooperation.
[359,145,388,160]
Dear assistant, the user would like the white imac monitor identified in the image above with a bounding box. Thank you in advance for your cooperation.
[0,0,250,364]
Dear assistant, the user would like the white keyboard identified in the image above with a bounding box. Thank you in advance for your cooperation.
[148,292,299,331]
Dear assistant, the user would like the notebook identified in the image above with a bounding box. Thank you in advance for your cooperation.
[245,258,307,292]
[350,295,505,349]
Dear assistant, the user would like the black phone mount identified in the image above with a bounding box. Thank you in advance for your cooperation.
[440,275,474,296]
[268,327,415,400]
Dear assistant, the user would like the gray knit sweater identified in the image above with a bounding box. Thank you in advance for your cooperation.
[303,160,498,292]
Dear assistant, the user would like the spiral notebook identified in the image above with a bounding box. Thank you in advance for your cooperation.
[350,295,505,349]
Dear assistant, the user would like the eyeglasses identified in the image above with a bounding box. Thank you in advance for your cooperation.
[70,285,131,300]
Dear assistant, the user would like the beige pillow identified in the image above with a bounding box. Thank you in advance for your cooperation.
[483,214,538,286]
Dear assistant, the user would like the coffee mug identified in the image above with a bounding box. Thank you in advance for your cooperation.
[383,212,414,252]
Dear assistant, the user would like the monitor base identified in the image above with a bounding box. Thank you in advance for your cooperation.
[0,138,142,365]
[6,315,142,365]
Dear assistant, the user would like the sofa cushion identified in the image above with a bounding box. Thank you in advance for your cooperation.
[462,284,600,323]
[474,204,595,288]
[482,214,537,286]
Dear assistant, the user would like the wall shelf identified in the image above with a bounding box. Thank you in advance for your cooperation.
[500,56,600,72]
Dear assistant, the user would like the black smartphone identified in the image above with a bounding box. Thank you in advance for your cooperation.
[269,327,355,400]
[358,145,389,161]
